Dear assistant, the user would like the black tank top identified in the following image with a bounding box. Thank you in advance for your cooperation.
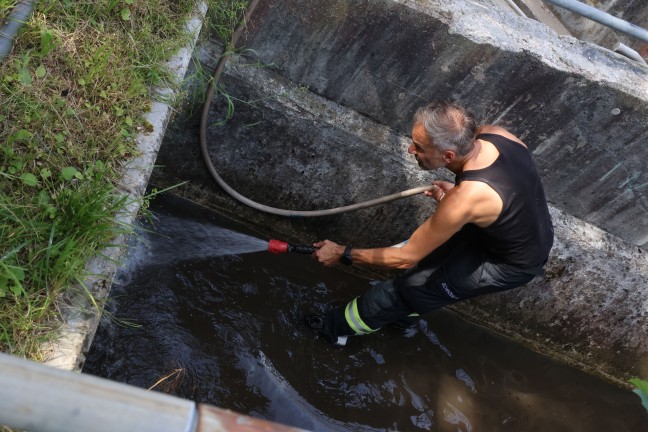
[455,133,554,269]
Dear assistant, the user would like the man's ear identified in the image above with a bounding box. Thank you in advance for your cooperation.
[443,150,455,163]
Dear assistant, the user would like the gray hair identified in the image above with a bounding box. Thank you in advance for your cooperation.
[413,102,477,156]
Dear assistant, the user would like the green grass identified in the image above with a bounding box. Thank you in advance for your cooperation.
[1,1,18,23]
[0,0,246,359]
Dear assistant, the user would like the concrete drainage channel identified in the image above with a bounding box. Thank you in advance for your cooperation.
[153,0,648,385]
[10,0,648,430]
[155,44,648,386]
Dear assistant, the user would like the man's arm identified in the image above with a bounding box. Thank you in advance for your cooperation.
[314,184,481,269]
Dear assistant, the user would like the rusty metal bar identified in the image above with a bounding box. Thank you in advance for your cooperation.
[198,406,307,432]
[0,353,308,432]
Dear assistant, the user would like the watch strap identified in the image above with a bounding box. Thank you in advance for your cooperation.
[340,246,353,266]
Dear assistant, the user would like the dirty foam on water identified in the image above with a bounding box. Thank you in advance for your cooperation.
[83,193,648,432]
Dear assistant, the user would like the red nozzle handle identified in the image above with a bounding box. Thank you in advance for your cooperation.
[268,239,289,254]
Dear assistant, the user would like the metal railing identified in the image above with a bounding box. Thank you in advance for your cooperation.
[543,0,648,43]
[0,353,308,432]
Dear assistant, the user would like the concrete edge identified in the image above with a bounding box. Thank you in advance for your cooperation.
[40,1,209,371]
[406,0,648,100]
[430,0,648,88]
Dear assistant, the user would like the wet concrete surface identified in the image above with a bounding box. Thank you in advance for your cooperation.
[83,193,648,431]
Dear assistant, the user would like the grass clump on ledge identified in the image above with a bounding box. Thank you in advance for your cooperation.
[0,0,203,359]
[1,1,18,23]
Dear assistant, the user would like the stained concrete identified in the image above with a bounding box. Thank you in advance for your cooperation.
[236,0,648,249]
[152,0,648,385]
[511,0,573,37]
[456,206,648,384]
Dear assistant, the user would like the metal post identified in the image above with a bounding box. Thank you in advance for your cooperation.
[0,353,197,432]
[543,0,648,43]
[0,0,37,63]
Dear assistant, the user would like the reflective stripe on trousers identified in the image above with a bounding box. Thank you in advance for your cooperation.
[344,297,376,334]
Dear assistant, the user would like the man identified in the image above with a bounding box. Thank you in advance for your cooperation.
[305,101,554,346]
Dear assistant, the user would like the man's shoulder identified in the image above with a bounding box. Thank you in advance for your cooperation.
[476,126,527,148]
[445,181,503,226]
[450,181,500,206]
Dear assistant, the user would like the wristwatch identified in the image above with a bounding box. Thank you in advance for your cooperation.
[340,246,353,266]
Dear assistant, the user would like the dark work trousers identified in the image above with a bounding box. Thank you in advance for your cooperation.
[325,225,537,341]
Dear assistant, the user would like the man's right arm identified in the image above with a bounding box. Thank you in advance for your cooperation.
[314,184,472,269]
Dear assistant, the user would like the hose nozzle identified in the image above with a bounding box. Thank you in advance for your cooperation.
[268,239,317,255]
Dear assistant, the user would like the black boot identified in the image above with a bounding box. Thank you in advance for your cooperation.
[303,314,348,346]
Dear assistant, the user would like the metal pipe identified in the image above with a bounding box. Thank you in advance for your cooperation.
[0,0,37,63]
[543,0,648,43]
[505,0,527,17]
[614,42,648,65]
[0,353,307,432]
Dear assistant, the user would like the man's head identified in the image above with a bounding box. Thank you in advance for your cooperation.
[409,102,477,170]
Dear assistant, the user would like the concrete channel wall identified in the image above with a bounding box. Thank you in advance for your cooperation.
[151,0,648,385]
[241,0,648,249]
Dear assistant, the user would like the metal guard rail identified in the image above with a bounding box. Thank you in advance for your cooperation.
[0,353,308,432]
[543,0,648,43]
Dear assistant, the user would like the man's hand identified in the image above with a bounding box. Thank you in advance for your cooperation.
[313,240,345,267]
[424,180,455,202]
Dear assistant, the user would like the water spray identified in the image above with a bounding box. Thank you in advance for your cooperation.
[267,239,318,255]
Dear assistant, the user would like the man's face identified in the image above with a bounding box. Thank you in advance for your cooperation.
[408,122,445,170]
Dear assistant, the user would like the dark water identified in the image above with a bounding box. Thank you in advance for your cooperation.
[83,193,648,432]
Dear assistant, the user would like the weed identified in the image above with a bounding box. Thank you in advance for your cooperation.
[0,0,254,360]
[0,0,18,23]
[148,367,186,393]
[206,0,248,43]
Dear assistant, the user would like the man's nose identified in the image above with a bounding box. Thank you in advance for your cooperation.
[408,143,416,154]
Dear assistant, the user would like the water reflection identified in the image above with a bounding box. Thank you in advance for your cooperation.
[83,193,648,431]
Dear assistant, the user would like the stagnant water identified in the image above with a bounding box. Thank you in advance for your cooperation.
[83,193,648,431]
